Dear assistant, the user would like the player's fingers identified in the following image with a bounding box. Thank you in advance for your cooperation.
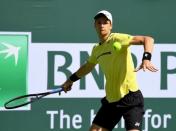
[63,85,68,93]
[67,86,72,91]
[142,66,146,72]
[153,67,159,72]
[152,65,159,71]
[63,87,67,93]
[147,67,154,72]
[134,66,142,72]
[145,63,157,72]
[147,66,158,72]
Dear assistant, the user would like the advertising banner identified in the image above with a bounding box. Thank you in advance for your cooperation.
[0,32,176,131]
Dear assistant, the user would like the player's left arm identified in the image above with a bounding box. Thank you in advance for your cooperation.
[129,36,158,72]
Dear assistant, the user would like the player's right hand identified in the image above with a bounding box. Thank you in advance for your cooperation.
[61,79,73,93]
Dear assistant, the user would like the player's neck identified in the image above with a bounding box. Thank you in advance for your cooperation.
[99,32,111,44]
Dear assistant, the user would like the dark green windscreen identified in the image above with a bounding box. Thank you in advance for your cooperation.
[0,0,175,43]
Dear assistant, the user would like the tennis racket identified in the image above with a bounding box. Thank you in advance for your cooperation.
[4,87,64,109]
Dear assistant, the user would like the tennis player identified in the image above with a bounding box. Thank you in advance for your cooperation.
[62,10,158,131]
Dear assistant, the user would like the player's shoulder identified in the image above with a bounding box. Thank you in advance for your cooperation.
[93,43,99,47]
[111,33,133,42]
[111,32,132,37]
[91,43,100,51]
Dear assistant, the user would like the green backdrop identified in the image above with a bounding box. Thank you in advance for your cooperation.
[0,0,176,43]
[0,0,176,131]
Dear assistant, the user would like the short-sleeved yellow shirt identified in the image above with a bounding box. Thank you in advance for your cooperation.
[88,33,139,103]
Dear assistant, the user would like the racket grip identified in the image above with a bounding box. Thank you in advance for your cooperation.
[51,87,64,93]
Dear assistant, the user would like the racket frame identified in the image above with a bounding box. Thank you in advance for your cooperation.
[4,88,63,109]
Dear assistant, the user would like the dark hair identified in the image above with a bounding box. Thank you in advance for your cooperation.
[94,13,107,20]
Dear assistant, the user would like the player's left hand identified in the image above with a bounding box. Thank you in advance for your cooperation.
[134,60,158,72]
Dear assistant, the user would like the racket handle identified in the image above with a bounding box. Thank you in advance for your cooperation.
[51,87,64,93]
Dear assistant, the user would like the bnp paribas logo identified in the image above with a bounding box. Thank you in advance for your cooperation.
[0,32,31,110]
[0,42,21,66]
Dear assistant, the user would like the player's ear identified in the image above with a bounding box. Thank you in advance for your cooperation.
[110,22,112,30]
[94,21,97,28]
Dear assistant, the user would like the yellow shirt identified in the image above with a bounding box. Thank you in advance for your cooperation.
[88,33,139,103]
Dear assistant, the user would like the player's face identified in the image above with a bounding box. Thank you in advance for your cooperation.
[94,16,112,37]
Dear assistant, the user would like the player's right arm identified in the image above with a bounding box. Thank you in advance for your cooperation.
[62,62,96,93]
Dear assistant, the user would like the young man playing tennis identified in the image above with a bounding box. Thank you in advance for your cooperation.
[62,10,158,131]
